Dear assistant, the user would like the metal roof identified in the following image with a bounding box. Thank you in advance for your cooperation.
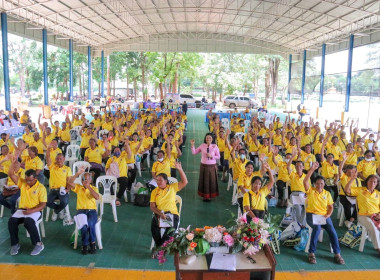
[1,0,380,57]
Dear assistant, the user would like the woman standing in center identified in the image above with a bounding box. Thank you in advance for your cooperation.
[191,133,220,202]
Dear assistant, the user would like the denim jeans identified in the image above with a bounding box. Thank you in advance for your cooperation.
[47,189,69,214]
[306,213,340,254]
[0,190,20,214]
[77,209,97,246]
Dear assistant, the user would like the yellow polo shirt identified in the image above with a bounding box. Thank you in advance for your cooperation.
[48,163,72,189]
[85,147,104,164]
[300,151,316,171]
[152,158,171,177]
[300,134,313,147]
[0,155,11,174]
[44,133,56,147]
[24,156,43,171]
[313,141,323,155]
[350,187,380,216]
[20,114,29,124]
[243,188,270,211]
[72,184,99,210]
[306,188,333,215]
[237,173,254,195]
[102,121,113,131]
[321,161,338,179]
[80,133,93,148]
[30,140,44,155]
[92,118,102,128]
[72,119,83,127]
[277,162,295,182]
[150,182,180,215]
[48,148,63,163]
[18,178,47,209]
[273,134,282,146]
[141,137,153,151]
[0,139,15,153]
[326,144,342,160]
[105,156,128,177]
[22,133,34,146]
[289,172,308,193]
[232,158,249,181]
[59,127,71,142]
[357,160,377,179]
[339,152,357,166]
[339,173,361,195]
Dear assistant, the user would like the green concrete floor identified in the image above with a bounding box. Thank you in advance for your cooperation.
[0,110,379,272]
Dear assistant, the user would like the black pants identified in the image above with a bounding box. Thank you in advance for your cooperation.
[325,185,338,202]
[339,195,357,220]
[116,177,129,199]
[59,142,70,156]
[238,197,244,214]
[127,166,137,191]
[151,213,179,248]
[43,169,50,180]
[89,167,102,183]
[276,180,287,200]
[171,168,176,178]
[38,154,44,161]
[247,210,265,222]
[0,172,7,179]
[80,148,87,160]
[8,213,41,246]
[141,153,148,164]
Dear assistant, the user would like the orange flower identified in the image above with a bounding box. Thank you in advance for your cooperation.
[190,242,197,248]
[195,228,204,233]
[204,226,213,230]
[223,232,229,236]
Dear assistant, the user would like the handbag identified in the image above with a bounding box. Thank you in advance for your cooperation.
[106,161,120,178]
[134,193,150,207]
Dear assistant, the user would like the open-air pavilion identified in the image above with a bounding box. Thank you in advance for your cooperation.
[0,1,380,279]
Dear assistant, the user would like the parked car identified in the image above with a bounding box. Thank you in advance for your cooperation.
[179,94,196,104]
[223,95,259,109]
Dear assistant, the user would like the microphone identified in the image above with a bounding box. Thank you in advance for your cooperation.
[207,145,210,160]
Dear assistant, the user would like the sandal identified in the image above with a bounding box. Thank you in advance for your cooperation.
[308,254,317,264]
[116,200,121,206]
[334,255,345,265]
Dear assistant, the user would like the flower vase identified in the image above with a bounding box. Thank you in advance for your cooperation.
[209,242,220,247]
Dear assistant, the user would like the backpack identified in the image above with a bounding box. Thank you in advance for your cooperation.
[106,161,120,178]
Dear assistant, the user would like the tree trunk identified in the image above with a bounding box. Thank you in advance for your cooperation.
[126,72,129,100]
[172,62,179,93]
[98,82,101,97]
[106,55,110,97]
[133,78,137,102]
[19,54,26,98]
[159,83,164,100]
[154,85,158,99]
[269,57,280,105]
[113,80,116,96]
[141,52,146,101]
[265,70,271,102]
[243,84,247,96]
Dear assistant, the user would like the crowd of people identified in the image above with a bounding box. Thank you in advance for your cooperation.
[0,105,188,256]
[205,110,380,264]
[0,103,380,266]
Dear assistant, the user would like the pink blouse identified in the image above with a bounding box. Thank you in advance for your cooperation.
[191,143,220,165]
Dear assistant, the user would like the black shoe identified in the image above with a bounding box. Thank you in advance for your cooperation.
[81,246,88,255]
[89,243,96,254]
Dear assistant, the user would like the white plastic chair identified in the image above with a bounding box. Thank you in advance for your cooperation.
[3,121,17,136]
[135,155,142,177]
[65,144,80,170]
[244,120,251,133]
[231,181,238,205]
[150,194,182,250]
[96,175,118,223]
[221,118,230,129]
[45,202,72,222]
[10,119,24,135]
[98,129,109,137]
[72,161,91,185]
[26,209,46,239]
[356,202,375,252]
[70,126,82,145]
[73,194,104,250]
[235,132,245,143]
[227,172,233,191]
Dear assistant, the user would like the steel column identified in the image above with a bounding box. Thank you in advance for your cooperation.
[287,54,292,102]
[319,44,326,107]
[88,46,92,100]
[1,13,10,111]
[345,34,354,112]
[43,29,48,105]
[301,50,307,104]
[101,50,104,98]
[69,39,73,102]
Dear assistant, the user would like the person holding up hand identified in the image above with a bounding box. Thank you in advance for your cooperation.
[303,162,344,265]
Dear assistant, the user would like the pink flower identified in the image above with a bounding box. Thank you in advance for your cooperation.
[223,234,234,247]
[243,244,259,257]
[186,233,194,241]
[238,213,247,224]
[252,217,260,224]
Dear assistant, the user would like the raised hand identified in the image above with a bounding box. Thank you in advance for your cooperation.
[311,162,319,170]
[190,139,195,146]
[175,161,183,170]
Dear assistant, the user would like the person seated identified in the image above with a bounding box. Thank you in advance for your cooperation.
[45,144,72,221]
[237,162,255,214]
[286,152,309,225]
[151,148,171,181]
[243,163,274,221]
[150,162,188,255]
[274,153,295,208]
[357,150,377,182]
[58,118,72,155]
[303,162,345,265]
[299,106,307,120]
[105,144,131,206]
[21,146,44,184]
[84,138,110,182]
[344,174,380,255]
[7,163,47,256]
[321,139,339,204]
[30,132,45,161]
[67,168,99,255]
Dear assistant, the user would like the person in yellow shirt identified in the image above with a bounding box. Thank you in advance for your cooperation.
[79,126,96,160]
[274,153,295,207]
[91,113,102,129]
[339,143,357,167]
[150,162,188,250]
[344,174,380,255]
[326,136,342,165]
[357,150,378,181]
[299,127,313,148]
[30,133,45,160]
[0,133,15,153]
[216,130,228,182]
[22,146,44,183]
[0,146,20,214]
[303,162,345,265]
[337,131,349,152]
[67,167,99,255]
[162,134,181,177]
[339,156,361,228]
[19,110,30,126]
[320,140,339,203]
[151,149,171,179]
[243,163,274,221]
[105,145,131,206]
[45,145,72,221]
[72,113,83,127]
[299,144,316,173]
[7,166,47,256]
[22,126,34,146]
[140,129,154,170]
[58,121,72,155]
[85,138,110,182]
